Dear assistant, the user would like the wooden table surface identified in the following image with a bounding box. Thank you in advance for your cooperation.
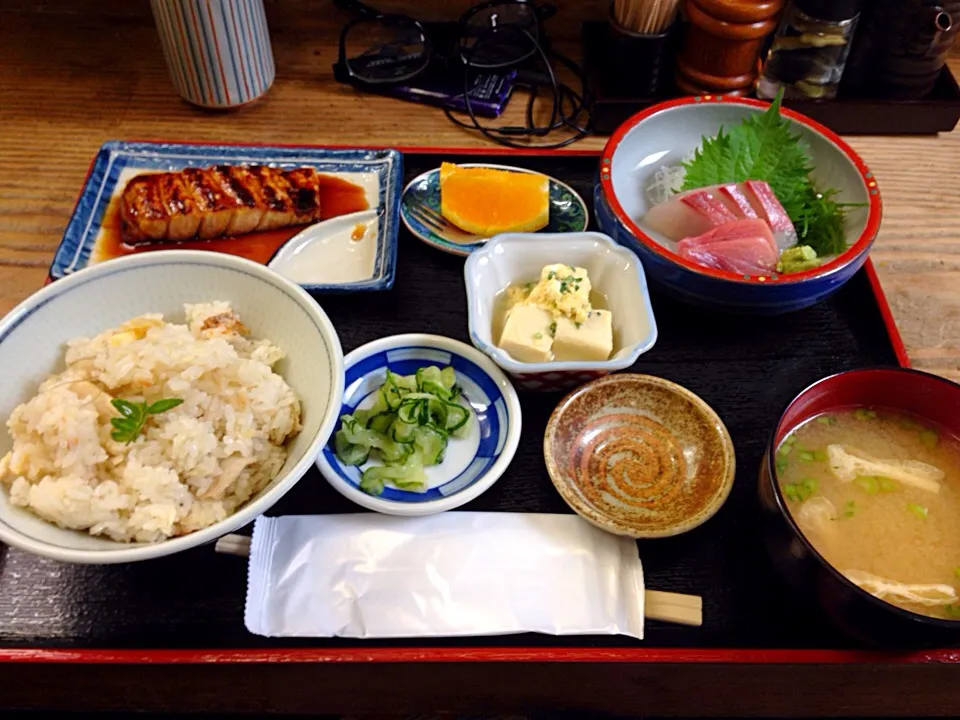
[3,4,960,717]
[1,0,958,387]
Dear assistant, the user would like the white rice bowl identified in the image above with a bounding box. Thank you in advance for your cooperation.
[0,302,301,543]
[0,251,344,563]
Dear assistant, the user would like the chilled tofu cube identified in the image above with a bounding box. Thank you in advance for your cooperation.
[552,310,613,362]
[526,264,592,324]
[499,304,554,363]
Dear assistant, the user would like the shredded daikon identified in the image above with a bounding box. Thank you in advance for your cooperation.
[844,569,958,607]
[646,165,687,206]
[644,151,697,206]
[826,444,944,494]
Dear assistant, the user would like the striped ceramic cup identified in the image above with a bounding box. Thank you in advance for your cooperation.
[150,0,276,108]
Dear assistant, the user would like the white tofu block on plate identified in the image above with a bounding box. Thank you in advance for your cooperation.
[553,310,613,362]
[499,304,554,363]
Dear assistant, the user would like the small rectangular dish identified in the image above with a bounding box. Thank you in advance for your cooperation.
[50,141,403,292]
[464,231,658,392]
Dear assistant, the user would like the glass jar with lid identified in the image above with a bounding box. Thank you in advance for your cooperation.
[757,0,865,100]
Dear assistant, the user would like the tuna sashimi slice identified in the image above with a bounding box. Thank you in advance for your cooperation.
[643,180,799,251]
[680,190,739,225]
[717,184,759,219]
[643,195,717,241]
[743,179,798,251]
[676,218,779,275]
[678,236,778,275]
[677,218,777,255]
[644,188,737,241]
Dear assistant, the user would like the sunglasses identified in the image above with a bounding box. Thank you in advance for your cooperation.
[335,0,554,87]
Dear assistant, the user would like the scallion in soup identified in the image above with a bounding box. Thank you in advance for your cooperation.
[777,408,960,620]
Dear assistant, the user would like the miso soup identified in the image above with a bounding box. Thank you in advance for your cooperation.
[777,408,960,620]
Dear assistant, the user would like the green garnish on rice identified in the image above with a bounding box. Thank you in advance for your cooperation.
[110,397,183,444]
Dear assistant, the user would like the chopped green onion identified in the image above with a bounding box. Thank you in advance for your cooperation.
[907,502,929,519]
[775,456,789,476]
[798,478,818,501]
[842,500,857,518]
[813,449,828,462]
[784,480,818,503]
[816,416,837,426]
[533,332,543,340]
[899,417,923,431]
[877,476,898,493]
[953,567,960,580]
[945,604,960,619]
[854,475,880,495]
[799,450,815,463]
[783,433,797,447]
[853,408,877,421]
[920,429,939,449]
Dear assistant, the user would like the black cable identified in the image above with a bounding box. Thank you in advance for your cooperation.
[444,23,589,148]
[549,49,591,134]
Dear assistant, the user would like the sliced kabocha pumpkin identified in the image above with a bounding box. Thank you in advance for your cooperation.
[439,162,550,236]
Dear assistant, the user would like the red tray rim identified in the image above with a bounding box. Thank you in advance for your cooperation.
[17,142,919,665]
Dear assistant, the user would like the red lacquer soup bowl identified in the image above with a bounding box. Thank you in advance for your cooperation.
[759,367,960,647]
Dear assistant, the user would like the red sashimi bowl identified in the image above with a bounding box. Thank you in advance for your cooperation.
[759,367,960,647]
[595,95,882,315]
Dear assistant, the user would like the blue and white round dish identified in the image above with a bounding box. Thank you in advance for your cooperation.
[400,163,589,257]
[316,334,522,515]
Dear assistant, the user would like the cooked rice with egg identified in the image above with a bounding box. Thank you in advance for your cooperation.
[0,302,301,543]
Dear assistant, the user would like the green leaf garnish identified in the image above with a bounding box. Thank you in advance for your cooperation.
[112,399,140,419]
[109,396,183,444]
[853,408,876,421]
[816,416,836,426]
[147,398,184,414]
[907,502,929,519]
[679,88,858,258]
[842,500,857,518]
[945,604,960,619]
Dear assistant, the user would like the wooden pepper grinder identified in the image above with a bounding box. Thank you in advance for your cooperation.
[675,0,783,95]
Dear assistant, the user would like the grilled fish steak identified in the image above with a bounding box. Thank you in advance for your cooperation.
[120,165,325,244]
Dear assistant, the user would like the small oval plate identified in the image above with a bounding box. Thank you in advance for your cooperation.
[316,333,522,515]
[267,209,379,285]
[400,163,589,257]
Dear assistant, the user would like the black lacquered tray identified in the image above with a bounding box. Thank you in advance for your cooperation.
[0,150,912,658]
